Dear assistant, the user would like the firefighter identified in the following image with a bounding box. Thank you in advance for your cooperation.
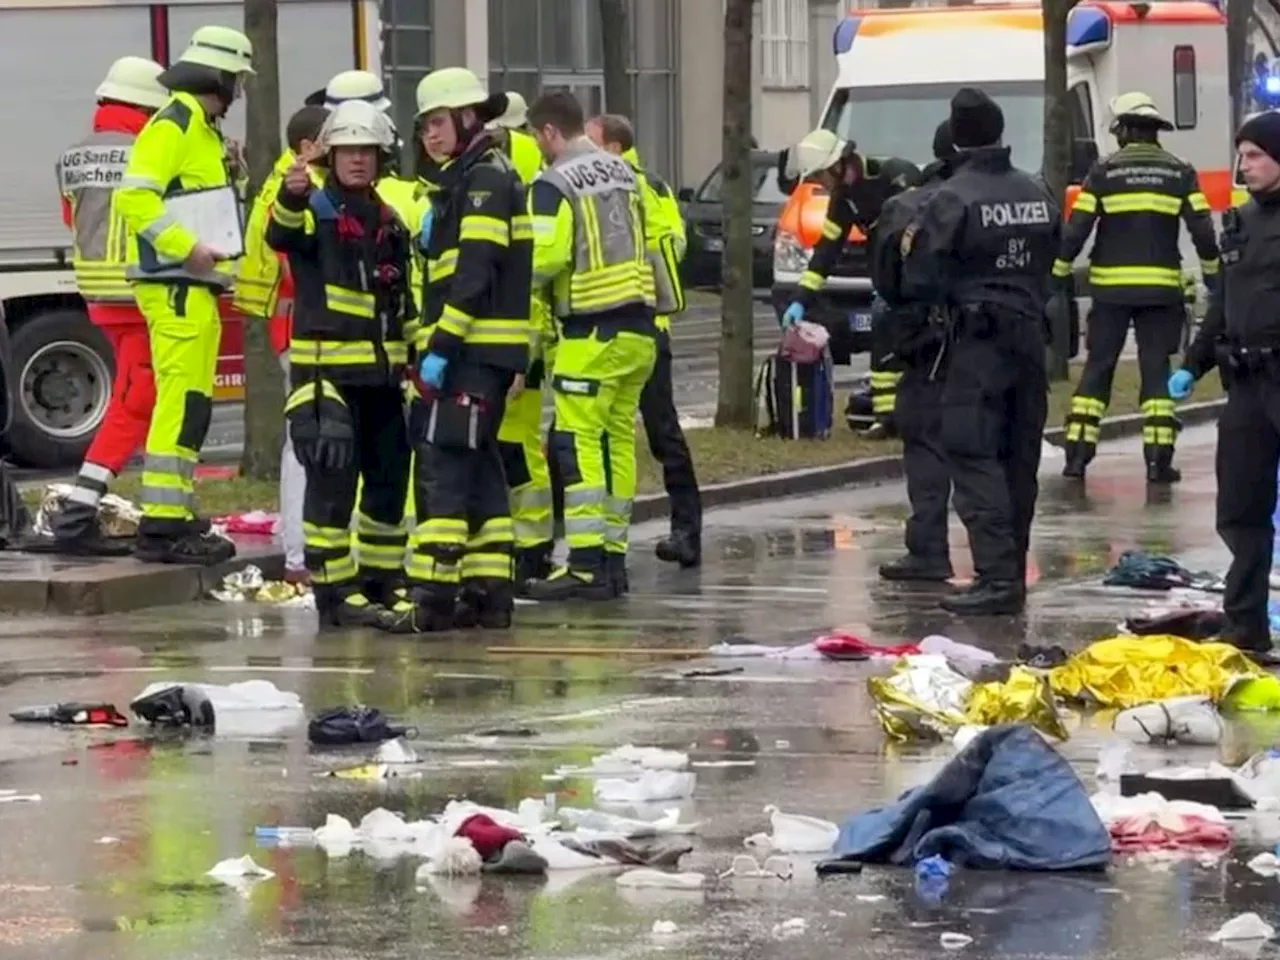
[1057,92,1220,484]
[900,88,1061,616]
[780,130,919,438]
[234,105,329,583]
[490,92,544,185]
[1169,111,1280,660]
[524,91,657,601]
[114,26,254,565]
[267,100,414,628]
[377,68,530,633]
[587,112,702,570]
[871,121,958,582]
[47,57,168,556]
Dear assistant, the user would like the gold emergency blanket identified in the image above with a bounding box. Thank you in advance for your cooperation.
[869,655,1068,742]
[1049,635,1268,710]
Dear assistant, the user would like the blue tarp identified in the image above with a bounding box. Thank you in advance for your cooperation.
[829,724,1111,871]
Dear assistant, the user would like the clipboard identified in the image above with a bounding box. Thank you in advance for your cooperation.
[161,186,245,262]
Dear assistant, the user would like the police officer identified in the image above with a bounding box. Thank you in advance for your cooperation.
[1169,111,1280,659]
[587,112,703,570]
[379,68,530,633]
[49,57,168,557]
[871,121,958,582]
[1057,92,1220,484]
[525,91,657,601]
[900,88,1061,616]
[267,101,414,628]
[780,130,919,437]
[114,26,255,565]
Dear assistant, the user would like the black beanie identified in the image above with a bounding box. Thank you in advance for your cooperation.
[932,120,956,160]
[949,87,1004,149]
[1236,112,1280,165]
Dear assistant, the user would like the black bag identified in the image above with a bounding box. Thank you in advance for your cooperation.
[307,705,413,746]
[754,353,835,440]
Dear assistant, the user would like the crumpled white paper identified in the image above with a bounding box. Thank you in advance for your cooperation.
[207,855,274,895]
[374,738,418,764]
[1209,913,1275,942]
[557,807,698,837]
[1246,852,1280,877]
[556,744,689,777]
[595,770,696,804]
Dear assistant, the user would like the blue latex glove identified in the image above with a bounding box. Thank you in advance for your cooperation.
[781,301,805,328]
[416,206,434,254]
[419,352,448,390]
[1168,369,1195,400]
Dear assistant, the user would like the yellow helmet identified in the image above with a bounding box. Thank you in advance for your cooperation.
[176,25,255,76]
[324,70,390,112]
[491,91,529,130]
[1109,92,1173,131]
[96,56,168,110]
[415,67,489,117]
[793,128,850,178]
[321,100,396,151]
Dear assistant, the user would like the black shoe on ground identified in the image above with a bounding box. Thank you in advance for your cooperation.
[374,594,456,635]
[321,593,386,630]
[605,553,630,596]
[1146,462,1182,484]
[526,566,615,602]
[134,530,235,565]
[941,580,1025,616]
[860,421,894,441]
[1061,456,1087,480]
[514,544,554,597]
[655,531,701,568]
[33,529,135,558]
[878,554,953,582]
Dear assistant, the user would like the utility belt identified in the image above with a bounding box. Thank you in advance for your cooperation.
[1217,344,1280,380]
[952,303,1036,339]
[560,308,656,340]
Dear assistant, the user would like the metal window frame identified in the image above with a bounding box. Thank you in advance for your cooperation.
[1172,44,1198,131]
[760,0,810,90]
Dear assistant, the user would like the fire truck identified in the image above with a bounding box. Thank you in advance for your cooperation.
[0,0,381,467]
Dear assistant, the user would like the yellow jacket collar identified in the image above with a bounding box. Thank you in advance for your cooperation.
[623,146,643,171]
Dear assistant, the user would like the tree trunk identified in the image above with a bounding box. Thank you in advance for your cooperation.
[241,0,285,481]
[716,0,755,429]
[598,0,634,119]
[1042,0,1075,382]
[1227,0,1252,130]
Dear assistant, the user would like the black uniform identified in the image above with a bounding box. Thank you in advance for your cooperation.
[900,94,1060,615]
[1056,141,1220,480]
[267,177,415,627]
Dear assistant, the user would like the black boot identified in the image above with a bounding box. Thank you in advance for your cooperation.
[319,590,386,630]
[605,552,630,596]
[1145,446,1182,484]
[1061,442,1089,479]
[361,571,406,609]
[941,580,1025,616]
[134,529,235,565]
[860,421,894,441]
[513,543,554,597]
[527,565,614,602]
[655,530,701,568]
[375,589,456,635]
[470,579,514,629]
[879,554,953,582]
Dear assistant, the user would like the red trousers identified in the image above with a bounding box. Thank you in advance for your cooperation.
[84,310,156,476]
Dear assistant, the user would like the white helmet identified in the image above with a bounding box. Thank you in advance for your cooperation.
[793,128,850,178]
[415,67,492,117]
[324,70,391,112]
[321,100,396,151]
[96,56,168,110]
[1109,91,1173,131]
[176,25,255,76]
[491,91,528,130]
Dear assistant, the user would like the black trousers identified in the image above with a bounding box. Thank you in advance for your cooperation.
[896,364,951,563]
[1065,300,1183,463]
[302,384,410,607]
[940,328,1048,583]
[409,363,514,602]
[1216,376,1280,646]
[639,332,701,538]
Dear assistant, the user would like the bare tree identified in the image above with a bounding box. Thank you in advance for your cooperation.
[1042,0,1076,382]
[716,0,755,428]
[240,0,284,481]
[599,0,635,119]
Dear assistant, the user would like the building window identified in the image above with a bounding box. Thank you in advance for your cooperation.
[381,0,433,145]
[1172,45,1197,130]
[762,0,810,90]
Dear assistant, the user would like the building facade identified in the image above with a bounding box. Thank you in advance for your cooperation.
[381,0,838,190]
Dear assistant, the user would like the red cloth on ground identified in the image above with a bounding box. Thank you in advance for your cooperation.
[82,324,154,474]
[815,633,922,660]
[455,813,524,861]
[1108,814,1232,853]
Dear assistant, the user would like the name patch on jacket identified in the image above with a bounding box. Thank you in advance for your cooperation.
[557,154,637,196]
[59,145,131,192]
[979,200,1052,229]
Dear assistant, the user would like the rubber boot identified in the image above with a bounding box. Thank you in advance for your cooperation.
[134,529,236,566]
[42,526,135,558]
[879,553,953,582]
[318,590,386,630]
[605,552,630,596]
[361,571,406,609]
[941,580,1025,616]
[375,588,456,635]
[513,543,554,597]
[527,564,614,602]
[655,530,701,568]
[475,579,515,629]
[1145,446,1182,485]
[1061,442,1089,480]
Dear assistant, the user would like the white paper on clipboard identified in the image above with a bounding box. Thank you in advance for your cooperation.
[163,186,245,262]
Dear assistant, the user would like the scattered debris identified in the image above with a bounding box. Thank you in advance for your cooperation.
[211,565,312,605]
[772,918,807,938]
[940,932,973,949]
[651,920,678,936]
[131,680,304,737]
[10,702,128,726]
[1208,913,1275,943]
[744,804,839,854]
[1246,852,1280,877]
[616,869,705,890]
[32,484,138,539]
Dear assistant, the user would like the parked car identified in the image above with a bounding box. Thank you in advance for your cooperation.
[678,151,788,290]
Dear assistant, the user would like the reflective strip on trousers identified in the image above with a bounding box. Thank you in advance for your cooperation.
[304,521,360,585]
[140,454,196,521]
[407,517,467,584]
[511,487,554,547]
[603,493,634,554]
[462,517,515,583]
[563,487,608,548]
[65,461,116,508]
[870,370,901,415]
[355,512,407,571]
[1064,395,1107,446]
[1141,397,1179,448]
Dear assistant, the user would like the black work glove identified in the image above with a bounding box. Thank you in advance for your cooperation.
[288,397,356,473]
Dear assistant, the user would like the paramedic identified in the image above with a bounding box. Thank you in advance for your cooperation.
[525,92,657,601]
[234,105,328,584]
[900,88,1060,616]
[379,68,530,633]
[50,56,169,556]
[1057,92,1220,484]
[267,101,414,629]
[114,26,256,565]
[870,121,958,582]
[588,112,703,570]
[1170,112,1280,659]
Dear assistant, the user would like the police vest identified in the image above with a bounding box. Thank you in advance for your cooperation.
[58,131,137,303]
[540,144,653,319]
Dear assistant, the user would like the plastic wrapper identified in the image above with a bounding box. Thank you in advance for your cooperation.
[965,666,1069,741]
[210,564,312,605]
[32,483,139,539]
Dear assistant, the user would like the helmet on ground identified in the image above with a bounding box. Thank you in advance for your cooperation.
[96,56,168,110]
[321,100,396,151]
[793,128,850,178]
[492,91,528,129]
[324,70,391,112]
[1109,92,1173,131]
[415,67,493,117]
[176,25,255,76]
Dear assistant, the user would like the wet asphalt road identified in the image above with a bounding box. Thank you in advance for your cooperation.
[0,424,1275,960]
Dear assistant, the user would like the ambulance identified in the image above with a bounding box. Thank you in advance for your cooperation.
[0,0,381,468]
[771,0,1232,356]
